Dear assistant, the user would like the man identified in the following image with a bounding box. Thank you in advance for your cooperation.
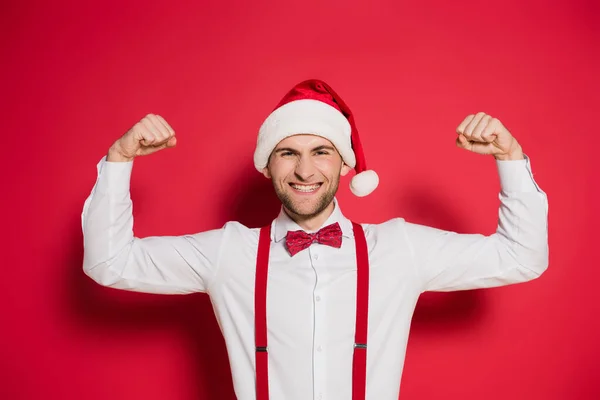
[81,79,548,399]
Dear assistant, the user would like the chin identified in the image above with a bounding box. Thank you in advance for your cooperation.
[292,204,321,217]
[287,196,333,218]
[285,199,316,214]
[274,182,338,219]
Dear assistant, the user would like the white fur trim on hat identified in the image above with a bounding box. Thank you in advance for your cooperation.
[254,99,355,171]
[350,170,379,197]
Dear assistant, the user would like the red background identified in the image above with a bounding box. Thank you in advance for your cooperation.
[2,0,599,398]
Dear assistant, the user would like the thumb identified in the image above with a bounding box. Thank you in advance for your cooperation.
[166,136,177,148]
[456,134,471,150]
[456,134,495,155]
[156,136,177,151]
[138,136,177,156]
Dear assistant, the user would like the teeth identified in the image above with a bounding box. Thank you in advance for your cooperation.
[291,183,321,192]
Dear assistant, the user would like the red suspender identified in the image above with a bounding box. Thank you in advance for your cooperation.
[255,222,369,400]
[255,225,271,400]
[351,222,369,400]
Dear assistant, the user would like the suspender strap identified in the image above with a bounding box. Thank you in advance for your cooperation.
[255,225,271,400]
[351,222,369,400]
[254,222,370,400]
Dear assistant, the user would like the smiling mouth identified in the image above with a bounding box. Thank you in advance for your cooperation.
[289,183,322,193]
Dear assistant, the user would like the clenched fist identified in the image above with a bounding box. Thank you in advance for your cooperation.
[456,112,524,160]
[108,114,176,162]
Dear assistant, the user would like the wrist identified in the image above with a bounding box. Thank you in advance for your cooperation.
[107,142,134,163]
[495,142,524,161]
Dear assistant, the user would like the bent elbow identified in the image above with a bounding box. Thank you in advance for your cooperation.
[82,257,124,288]
[522,246,549,280]
[535,252,550,277]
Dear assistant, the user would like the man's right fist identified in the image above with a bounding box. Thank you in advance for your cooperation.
[107,114,176,162]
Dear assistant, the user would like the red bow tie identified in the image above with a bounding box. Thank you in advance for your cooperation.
[285,222,343,256]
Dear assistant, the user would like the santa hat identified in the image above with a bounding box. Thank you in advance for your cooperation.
[254,79,379,197]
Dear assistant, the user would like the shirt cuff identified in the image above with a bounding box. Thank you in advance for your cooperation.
[496,154,541,192]
[94,156,133,194]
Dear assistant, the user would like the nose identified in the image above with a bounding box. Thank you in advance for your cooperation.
[294,154,316,181]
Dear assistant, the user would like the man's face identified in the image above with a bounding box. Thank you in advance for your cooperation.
[263,135,351,219]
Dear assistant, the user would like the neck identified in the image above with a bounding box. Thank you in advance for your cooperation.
[284,201,336,231]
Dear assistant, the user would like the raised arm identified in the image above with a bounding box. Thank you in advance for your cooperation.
[81,114,222,294]
[404,113,549,292]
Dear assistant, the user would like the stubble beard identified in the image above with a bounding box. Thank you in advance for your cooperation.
[274,176,340,220]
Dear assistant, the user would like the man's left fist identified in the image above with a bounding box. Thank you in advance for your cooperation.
[456,112,524,160]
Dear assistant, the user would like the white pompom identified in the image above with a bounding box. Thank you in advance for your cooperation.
[350,170,379,197]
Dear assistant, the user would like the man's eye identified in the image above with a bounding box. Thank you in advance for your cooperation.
[315,151,329,155]
[281,152,293,156]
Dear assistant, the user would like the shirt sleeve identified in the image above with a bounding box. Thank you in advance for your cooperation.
[402,155,549,292]
[81,157,223,294]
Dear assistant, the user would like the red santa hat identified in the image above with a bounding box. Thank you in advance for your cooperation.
[254,79,379,197]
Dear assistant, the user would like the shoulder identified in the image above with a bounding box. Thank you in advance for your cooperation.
[360,217,408,234]
[219,221,263,246]
[185,221,261,246]
[354,218,410,246]
[220,220,261,235]
[361,217,447,240]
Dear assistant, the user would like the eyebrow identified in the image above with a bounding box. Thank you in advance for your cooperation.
[274,145,336,154]
[312,145,336,152]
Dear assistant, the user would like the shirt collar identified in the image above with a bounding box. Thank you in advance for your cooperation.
[272,198,354,242]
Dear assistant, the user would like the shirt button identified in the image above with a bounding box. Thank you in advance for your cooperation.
[313,253,319,260]
[317,345,323,352]
[315,295,321,302]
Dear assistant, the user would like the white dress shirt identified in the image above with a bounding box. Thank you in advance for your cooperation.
[81,155,548,400]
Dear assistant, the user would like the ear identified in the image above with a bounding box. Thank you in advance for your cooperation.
[262,167,272,179]
[340,163,352,177]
